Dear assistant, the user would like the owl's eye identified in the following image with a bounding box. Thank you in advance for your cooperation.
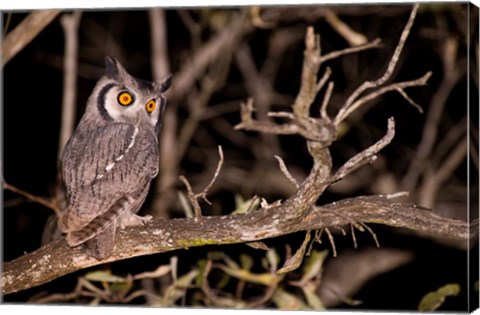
[117,92,134,106]
[146,100,156,113]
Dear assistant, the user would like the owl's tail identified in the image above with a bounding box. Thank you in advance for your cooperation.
[83,223,116,259]
[64,195,131,247]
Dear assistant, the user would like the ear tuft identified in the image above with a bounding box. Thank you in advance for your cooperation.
[155,74,172,93]
[105,56,120,80]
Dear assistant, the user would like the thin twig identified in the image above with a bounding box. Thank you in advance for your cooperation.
[401,36,466,190]
[274,155,299,189]
[395,87,424,113]
[324,228,337,257]
[336,72,431,125]
[320,81,334,120]
[331,117,396,183]
[245,195,260,213]
[179,176,202,220]
[196,146,225,205]
[316,67,332,92]
[268,112,295,119]
[350,224,358,249]
[359,222,380,248]
[419,136,468,208]
[315,229,324,244]
[3,181,61,215]
[319,38,382,64]
[179,146,224,219]
[335,4,420,124]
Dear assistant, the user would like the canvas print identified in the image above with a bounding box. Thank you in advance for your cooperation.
[1,2,479,312]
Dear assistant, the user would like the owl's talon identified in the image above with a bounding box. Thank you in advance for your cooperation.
[119,214,152,229]
[142,215,153,224]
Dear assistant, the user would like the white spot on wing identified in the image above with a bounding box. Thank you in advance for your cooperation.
[94,125,139,182]
[126,125,139,151]
[105,162,115,171]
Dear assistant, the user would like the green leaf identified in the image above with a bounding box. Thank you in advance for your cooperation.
[272,288,309,310]
[240,253,253,270]
[85,270,126,283]
[133,264,171,280]
[266,248,279,271]
[232,194,260,214]
[300,249,329,283]
[216,272,231,290]
[195,259,207,286]
[302,284,326,310]
[109,281,132,298]
[418,283,460,311]
[220,265,278,286]
[163,269,199,306]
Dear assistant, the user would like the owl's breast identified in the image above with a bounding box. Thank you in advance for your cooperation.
[62,123,158,204]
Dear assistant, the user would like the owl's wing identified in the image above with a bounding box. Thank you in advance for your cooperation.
[60,122,158,244]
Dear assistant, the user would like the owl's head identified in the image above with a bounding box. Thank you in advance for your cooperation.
[87,56,171,133]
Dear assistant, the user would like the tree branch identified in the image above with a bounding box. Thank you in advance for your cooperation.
[1,194,474,295]
[1,10,61,67]
[58,11,82,160]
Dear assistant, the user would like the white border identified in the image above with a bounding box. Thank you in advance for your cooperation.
[0,0,477,10]
[1,1,479,315]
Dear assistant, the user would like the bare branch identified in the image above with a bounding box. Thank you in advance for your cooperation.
[401,36,467,190]
[335,4,420,124]
[324,228,337,257]
[3,181,61,216]
[274,155,300,189]
[335,72,431,124]
[350,224,358,249]
[359,223,380,248]
[331,117,395,183]
[179,146,224,219]
[149,8,170,80]
[1,10,61,66]
[3,193,472,295]
[197,146,225,205]
[395,87,424,113]
[250,6,276,29]
[323,9,368,46]
[318,38,382,64]
[179,176,202,219]
[58,11,82,160]
[316,67,332,93]
[419,137,468,208]
[320,81,334,120]
[235,99,302,135]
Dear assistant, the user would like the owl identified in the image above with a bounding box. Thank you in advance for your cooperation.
[58,56,171,259]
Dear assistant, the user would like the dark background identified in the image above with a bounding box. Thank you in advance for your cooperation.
[2,3,479,311]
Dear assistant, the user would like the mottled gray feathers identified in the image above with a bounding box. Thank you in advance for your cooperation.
[60,56,170,259]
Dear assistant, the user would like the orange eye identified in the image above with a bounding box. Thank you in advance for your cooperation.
[117,92,133,106]
[146,100,156,113]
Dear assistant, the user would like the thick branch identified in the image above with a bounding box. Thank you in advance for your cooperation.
[58,11,82,159]
[2,195,473,295]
